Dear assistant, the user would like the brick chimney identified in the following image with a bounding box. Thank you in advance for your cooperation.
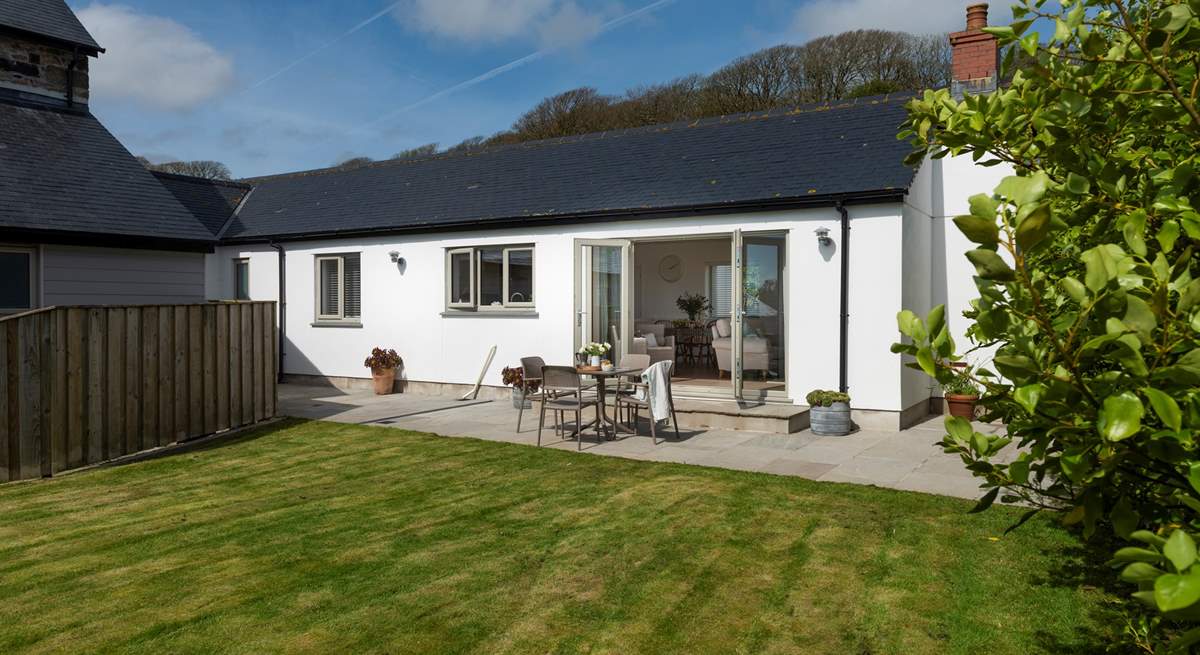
[950,3,999,95]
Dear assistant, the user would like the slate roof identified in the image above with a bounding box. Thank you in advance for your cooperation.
[224,94,916,241]
[0,0,101,52]
[0,100,216,245]
[152,172,251,237]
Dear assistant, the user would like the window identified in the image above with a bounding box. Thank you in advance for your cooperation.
[0,248,34,314]
[446,245,534,311]
[707,263,732,317]
[233,258,250,300]
[315,253,361,324]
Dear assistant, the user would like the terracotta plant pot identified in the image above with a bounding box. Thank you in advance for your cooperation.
[946,393,979,420]
[372,367,396,395]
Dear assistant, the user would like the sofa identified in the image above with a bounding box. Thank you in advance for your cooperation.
[611,322,675,366]
[710,318,769,377]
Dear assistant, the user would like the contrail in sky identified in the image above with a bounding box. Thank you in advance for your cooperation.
[366,0,678,128]
[246,1,405,92]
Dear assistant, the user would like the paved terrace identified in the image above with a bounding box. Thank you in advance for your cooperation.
[280,384,1013,500]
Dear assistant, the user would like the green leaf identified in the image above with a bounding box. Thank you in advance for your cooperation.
[969,487,999,514]
[1168,626,1200,653]
[953,215,1000,245]
[1113,546,1163,563]
[1180,279,1200,313]
[944,415,974,443]
[1082,246,1117,292]
[1145,388,1183,432]
[1015,203,1052,251]
[1112,496,1140,539]
[1159,220,1182,253]
[1166,530,1198,572]
[1065,172,1090,195]
[1008,458,1029,485]
[1123,295,1157,341]
[1098,392,1144,442]
[1019,31,1039,57]
[1189,462,1200,495]
[1133,530,1169,548]
[995,173,1050,205]
[1156,570,1200,612]
[1154,4,1195,32]
[1014,383,1044,415]
[966,249,1016,282]
[968,193,998,220]
[916,347,936,377]
[1060,277,1088,304]
[897,309,921,338]
[926,305,946,339]
[1122,562,1165,583]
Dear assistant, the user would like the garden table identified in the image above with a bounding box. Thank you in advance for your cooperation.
[576,366,638,439]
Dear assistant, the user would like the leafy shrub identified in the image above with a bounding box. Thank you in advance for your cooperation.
[942,368,980,397]
[363,347,401,371]
[893,0,1200,649]
[805,390,850,407]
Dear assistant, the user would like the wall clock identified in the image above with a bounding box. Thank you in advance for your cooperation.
[658,254,683,283]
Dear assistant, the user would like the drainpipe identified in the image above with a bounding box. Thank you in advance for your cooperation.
[268,242,286,383]
[836,201,850,394]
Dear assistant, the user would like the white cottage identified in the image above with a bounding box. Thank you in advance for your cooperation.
[203,6,1011,430]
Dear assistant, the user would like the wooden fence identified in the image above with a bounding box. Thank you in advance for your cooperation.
[1,302,276,483]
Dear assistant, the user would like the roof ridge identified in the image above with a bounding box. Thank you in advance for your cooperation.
[240,91,917,186]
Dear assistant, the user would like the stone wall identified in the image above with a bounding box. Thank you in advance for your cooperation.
[0,32,89,102]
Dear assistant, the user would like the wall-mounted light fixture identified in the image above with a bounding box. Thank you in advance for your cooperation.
[815,227,833,247]
[389,251,405,267]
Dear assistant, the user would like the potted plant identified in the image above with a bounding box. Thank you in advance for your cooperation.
[675,292,711,324]
[806,389,851,436]
[943,366,980,420]
[363,347,402,395]
[502,366,536,409]
[578,341,610,368]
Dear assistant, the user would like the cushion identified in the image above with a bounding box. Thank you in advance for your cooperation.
[715,318,732,338]
[644,332,658,348]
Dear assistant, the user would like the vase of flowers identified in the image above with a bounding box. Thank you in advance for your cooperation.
[578,342,610,367]
[675,292,711,323]
[363,347,402,395]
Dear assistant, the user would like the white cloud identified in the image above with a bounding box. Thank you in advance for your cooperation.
[790,0,991,38]
[393,0,615,48]
[77,3,234,111]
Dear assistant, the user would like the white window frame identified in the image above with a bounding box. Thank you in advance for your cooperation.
[233,258,250,301]
[446,247,475,309]
[445,245,535,312]
[314,253,361,325]
[0,246,37,315]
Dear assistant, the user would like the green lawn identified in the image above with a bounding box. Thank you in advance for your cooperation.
[0,419,1119,654]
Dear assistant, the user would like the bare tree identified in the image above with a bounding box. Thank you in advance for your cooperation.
[144,159,234,180]
[391,143,439,160]
[511,87,615,140]
[701,45,806,114]
[333,156,374,170]
[444,136,488,154]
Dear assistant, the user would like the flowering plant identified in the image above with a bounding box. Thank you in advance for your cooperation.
[501,366,538,391]
[577,342,610,357]
[363,347,402,371]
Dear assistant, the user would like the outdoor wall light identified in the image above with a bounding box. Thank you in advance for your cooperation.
[389,251,405,267]
[815,227,833,246]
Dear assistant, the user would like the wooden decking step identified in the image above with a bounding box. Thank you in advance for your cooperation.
[671,399,809,434]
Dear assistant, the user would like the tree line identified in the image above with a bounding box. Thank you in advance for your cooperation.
[363,28,950,166]
[138,27,951,176]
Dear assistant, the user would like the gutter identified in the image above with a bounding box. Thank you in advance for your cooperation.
[836,200,850,395]
[218,189,905,245]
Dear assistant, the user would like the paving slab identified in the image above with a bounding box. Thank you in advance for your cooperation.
[278,384,1010,500]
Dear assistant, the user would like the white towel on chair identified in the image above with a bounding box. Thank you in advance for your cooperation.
[641,360,672,422]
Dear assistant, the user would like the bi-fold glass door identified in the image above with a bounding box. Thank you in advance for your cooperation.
[574,233,785,400]
[574,239,633,365]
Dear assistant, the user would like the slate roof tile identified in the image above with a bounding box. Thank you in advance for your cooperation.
[0,0,101,51]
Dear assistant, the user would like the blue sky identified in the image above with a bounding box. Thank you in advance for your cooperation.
[70,0,984,178]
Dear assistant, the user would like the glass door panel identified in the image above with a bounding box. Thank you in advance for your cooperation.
[738,232,787,398]
[574,240,631,365]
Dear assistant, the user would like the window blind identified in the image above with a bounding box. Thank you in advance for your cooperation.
[709,264,732,316]
[319,258,340,316]
[343,254,361,318]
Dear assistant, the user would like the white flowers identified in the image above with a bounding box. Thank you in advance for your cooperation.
[578,342,610,356]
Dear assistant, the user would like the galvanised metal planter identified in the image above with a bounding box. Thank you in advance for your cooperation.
[512,387,532,410]
[810,401,851,436]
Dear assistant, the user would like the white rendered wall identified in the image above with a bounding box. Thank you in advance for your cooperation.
[208,203,911,412]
